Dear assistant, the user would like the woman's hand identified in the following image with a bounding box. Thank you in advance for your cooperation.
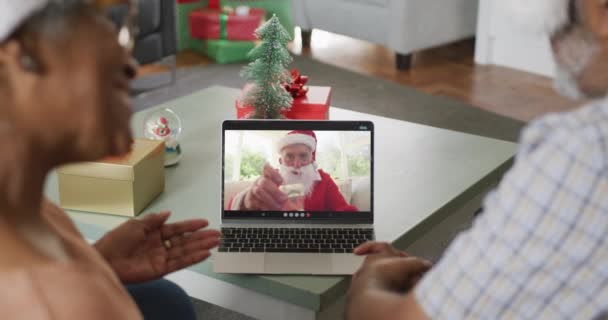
[94,211,221,284]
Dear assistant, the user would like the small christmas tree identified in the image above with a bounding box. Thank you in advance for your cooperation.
[240,15,293,119]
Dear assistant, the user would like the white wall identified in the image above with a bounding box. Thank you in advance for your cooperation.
[475,0,556,78]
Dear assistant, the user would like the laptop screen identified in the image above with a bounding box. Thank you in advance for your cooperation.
[222,121,373,223]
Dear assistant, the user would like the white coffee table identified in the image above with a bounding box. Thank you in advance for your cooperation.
[45,86,517,320]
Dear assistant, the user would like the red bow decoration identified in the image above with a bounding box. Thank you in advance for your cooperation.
[284,69,309,98]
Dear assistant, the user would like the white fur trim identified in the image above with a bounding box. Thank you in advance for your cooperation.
[0,0,49,42]
[502,0,570,35]
[312,168,322,182]
[276,134,316,154]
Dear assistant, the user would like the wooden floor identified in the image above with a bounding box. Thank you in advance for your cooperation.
[139,29,582,123]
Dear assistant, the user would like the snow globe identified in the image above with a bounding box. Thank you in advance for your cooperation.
[143,108,183,166]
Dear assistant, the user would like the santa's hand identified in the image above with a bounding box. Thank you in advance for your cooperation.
[243,164,287,210]
[262,164,284,185]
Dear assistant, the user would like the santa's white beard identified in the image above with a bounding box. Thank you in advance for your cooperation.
[279,163,321,196]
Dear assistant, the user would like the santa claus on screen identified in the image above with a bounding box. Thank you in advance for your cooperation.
[228,130,358,212]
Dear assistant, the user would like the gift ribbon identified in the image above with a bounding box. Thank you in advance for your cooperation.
[208,0,220,9]
[284,69,309,98]
[219,13,228,40]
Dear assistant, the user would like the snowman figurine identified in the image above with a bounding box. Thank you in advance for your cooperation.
[144,109,183,167]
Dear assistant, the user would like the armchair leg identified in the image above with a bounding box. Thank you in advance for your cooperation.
[396,53,412,71]
[161,55,177,86]
[301,29,312,48]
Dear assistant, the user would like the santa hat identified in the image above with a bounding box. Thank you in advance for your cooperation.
[276,130,317,161]
[503,0,570,35]
[0,0,49,42]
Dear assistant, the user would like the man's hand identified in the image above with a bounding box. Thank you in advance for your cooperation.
[345,242,432,320]
[243,164,288,210]
[94,211,221,284]
[351,242,432,294]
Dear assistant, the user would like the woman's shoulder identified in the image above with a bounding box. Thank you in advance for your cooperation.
[41,198,72,221]
[0,263,142,320]
[41,198,82,236]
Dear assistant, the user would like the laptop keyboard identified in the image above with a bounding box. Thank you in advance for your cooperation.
[218,227,375,253]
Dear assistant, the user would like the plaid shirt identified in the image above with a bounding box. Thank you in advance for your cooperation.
[415,99,608,319]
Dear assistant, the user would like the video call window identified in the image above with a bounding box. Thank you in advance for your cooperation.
[223,130,372,214]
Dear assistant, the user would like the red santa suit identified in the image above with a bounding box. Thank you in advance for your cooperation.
[303,169,358,212]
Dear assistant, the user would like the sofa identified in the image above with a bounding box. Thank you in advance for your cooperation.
[475,0,555,77]
[224,177,371,211]
[293,0,479,70]
[108,0,177,65]
[108,0,178,93]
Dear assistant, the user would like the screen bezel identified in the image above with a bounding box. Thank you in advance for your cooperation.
[221,120,374,224]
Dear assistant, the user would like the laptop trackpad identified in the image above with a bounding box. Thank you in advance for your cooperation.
[214,253,265,274]
[264,254,332,274]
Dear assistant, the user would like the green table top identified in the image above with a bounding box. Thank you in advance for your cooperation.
[45,86,517,312]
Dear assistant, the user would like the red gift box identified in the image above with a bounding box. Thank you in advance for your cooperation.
[189,8,266,41]
[236,83,332,119]
[176,0,219,6]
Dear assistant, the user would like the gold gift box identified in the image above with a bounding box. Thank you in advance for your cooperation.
[57,139,165,217]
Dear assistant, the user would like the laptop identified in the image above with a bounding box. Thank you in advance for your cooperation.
[214,120,375,275]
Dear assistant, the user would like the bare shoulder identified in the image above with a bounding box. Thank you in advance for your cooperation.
[0,222,51,272]
[41,198,66,216]
[0,263,141,320]
[0,268,53,319]
[0,199,75,272]
[41,198,80,234]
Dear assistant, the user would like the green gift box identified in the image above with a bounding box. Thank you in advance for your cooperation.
[177,0,293,51]
[177,1,206,51]
[221,0,293,37]
[194,39,256,64]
